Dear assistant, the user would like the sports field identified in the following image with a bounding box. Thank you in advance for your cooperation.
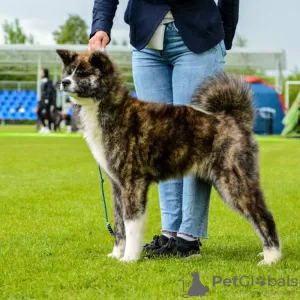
[0,125,299,299]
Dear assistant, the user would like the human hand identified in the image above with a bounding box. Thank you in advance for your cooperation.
[88,31,110,51]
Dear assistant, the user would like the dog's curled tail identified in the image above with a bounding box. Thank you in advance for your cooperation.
[191,73,254,127]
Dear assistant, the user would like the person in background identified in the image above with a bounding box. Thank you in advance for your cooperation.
[62,97,73,133]
[37,68,56,134]
[89,0,239,258]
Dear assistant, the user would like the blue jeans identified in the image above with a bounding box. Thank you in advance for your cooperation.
[132,22,226,238]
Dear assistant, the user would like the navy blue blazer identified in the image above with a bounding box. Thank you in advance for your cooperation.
[91,0,239,53]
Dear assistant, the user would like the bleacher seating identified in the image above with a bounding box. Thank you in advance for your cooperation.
[0,90,37,121]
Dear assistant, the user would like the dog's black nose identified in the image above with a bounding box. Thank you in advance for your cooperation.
[62,79,71,87]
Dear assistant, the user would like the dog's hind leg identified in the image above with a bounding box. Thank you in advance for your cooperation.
[108,181,126,259]
[120,179,149,262]
[214,172,281,266]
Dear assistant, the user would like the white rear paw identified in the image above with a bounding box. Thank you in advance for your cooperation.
[107,252,123,259]
[119,255,139,262]
[257,247,282,266]
[107,241,125,259]
[258,257,281,266]
[258,259,271,266]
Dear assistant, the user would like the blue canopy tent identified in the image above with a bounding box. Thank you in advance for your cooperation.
[245,76,286,135]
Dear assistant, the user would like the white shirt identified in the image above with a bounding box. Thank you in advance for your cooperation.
[146,12,174,50]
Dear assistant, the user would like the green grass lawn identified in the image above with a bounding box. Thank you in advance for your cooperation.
[0,125,299,299]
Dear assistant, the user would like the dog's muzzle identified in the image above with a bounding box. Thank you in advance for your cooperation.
[62,79,71,88]
[58,79,72,91]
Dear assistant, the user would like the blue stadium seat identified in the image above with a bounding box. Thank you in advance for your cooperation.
[0,112,6,119]
[28,112,36,120]
[5,112,15,120]
[1,106,9,112]
[7,97,15,105]
[14,112,22,120]
[28,92,36,98]
[0,90,38,120]
[14,99,22,106]
[20,112,27,120]
[2,90,10,96]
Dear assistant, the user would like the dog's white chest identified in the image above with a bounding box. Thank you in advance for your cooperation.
[86,130,108,173]
[80,106,114,180]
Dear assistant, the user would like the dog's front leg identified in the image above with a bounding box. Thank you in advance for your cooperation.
[120,180,149,262]
[108,181,126,259]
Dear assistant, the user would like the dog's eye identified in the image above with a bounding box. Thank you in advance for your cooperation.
[66,68,74,75]
[76,70,89,76]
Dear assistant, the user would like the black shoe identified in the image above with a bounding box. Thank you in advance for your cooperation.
[147,236,201,258]
[143,235,169,254]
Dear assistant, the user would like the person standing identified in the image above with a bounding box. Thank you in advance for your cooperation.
[89,0,239,257]
[37,68,56,134]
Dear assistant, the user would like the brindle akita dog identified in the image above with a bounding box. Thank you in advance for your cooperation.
[57,49,281,265]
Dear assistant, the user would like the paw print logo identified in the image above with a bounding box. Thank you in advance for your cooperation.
[256,276,266,286]
[179,272,209,297]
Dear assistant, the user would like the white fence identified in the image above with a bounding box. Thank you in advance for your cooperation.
[0,81,36,91]
[0,44,286,95]
[285,81,300,108]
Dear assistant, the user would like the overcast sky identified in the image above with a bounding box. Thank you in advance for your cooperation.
[0,0,299,70]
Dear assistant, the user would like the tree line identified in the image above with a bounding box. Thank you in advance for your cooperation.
[3,15,245,47]
[2,15,89,45]
[2,15,128,46]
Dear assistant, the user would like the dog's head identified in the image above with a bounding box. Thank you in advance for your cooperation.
[56,50,114,103]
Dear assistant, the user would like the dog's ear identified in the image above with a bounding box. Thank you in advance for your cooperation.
[56,50,78,66]
[89,51,113,74]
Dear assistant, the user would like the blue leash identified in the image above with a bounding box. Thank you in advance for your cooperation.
[98,166,115,237]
